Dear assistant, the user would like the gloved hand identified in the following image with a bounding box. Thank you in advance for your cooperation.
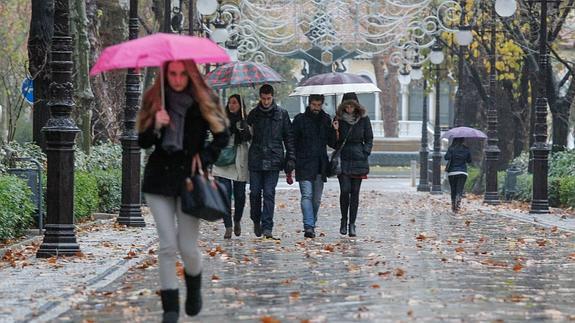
[285,160,295,174]
[286,172,294,185]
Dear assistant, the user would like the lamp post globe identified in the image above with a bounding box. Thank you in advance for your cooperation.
[495,0,517,17]
[197,0,218,16]
[410,65,423,80]
[429,46,445,65]
[211,24,229,43]
[455,26,473,46]
[398,70,412,85]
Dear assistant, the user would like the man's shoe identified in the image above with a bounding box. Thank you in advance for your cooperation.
[234,221,241,236]
[264,234,280,241]
[340,218,348,235]
[253,221,262,237]
[304,228,315,238]
[348,224,356,237]
[224,227,233,239]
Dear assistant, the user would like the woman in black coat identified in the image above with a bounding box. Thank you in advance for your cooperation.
[137,60,229,323]
[332,98,373,237]
[444,137,472,212]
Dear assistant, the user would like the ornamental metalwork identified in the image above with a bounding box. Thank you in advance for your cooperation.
[220,0,434,65]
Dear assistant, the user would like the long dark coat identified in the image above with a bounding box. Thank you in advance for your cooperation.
[138,102,229,197]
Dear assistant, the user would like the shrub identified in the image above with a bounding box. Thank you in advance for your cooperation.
[0,175,35,241]
[74,171,100,220]
[0,141,46,174]
[548,177,561,207]
[549,150,575,178]
[464,166,482,193]
[93,169,122,213]
[515,174,533,202]
[558,176,575,208]
[75,142,123,171]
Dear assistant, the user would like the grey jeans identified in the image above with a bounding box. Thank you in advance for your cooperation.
[145,193,202,290]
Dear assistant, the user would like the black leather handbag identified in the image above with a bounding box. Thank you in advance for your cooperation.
[181,154,230,221]
[327,123,355,178]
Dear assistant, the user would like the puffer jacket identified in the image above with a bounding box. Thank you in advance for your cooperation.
[336,115,374,176]
[444,144,471,173]
[246,102,295,172]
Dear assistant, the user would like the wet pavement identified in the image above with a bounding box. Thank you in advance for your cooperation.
[56,179,575,322]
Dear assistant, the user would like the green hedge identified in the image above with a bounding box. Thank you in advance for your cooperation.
[74,171,100,220]
[93,168,122,214]
[0,175,35,241]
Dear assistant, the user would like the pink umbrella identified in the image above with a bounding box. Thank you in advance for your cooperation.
[89,33,230,76]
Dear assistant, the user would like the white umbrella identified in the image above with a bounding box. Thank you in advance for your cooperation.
[289,72,381,96]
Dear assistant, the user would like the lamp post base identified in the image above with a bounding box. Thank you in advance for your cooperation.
[36,224,80,258]
[118,204,146,227]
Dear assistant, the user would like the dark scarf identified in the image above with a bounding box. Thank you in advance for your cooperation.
[256,100,277,116]
[162,87,194,153]
[341,111,360,125]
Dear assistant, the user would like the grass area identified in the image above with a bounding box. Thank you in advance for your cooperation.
[370,165,417,176]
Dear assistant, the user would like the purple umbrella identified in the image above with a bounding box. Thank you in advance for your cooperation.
[441,127,487,140]
[289,72,380,96]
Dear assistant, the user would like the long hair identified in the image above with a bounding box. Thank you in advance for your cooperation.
[336,99,366,120]
[225,94,246,118]
[451,137,465,147]
[137,60,228,133]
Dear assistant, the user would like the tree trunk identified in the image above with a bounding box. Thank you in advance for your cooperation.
[28,0,54,151]
[71,0,95,153]
[372,54,398,137]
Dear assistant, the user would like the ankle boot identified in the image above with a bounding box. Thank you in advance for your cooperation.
[340,218,348,235]
[348,223,356,237]
[160,289,179,323]
[224,227,233,239]
[184,272,202,316]
[234,221,241,236]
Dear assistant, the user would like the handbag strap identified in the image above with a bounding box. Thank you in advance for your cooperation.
[339,121,356,150]
[191,154,205,176]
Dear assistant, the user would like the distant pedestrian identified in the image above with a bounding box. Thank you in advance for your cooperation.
[332,98,373,237]
[137,60,229,322]
[247,84,295,239]
[213,94,251,239]
[292,94,337,238]
[444,137,472,212]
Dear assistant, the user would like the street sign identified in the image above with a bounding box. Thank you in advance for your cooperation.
[21,77,34,104]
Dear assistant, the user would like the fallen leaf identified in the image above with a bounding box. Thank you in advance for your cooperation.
[513,263,523,272]
[211,274,220,281]
[261,316,281,323]
[395,268,405,277]
[371,284,380,289]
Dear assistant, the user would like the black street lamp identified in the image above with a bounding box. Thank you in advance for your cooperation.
[417,78,430,192]
[118,0,146,227]
[430,40,444,195]
[530,0,550,213]
[37,0,81,257]
[484,2,501,205]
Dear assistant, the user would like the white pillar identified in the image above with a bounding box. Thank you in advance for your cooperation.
[374,92,381,121]
[429,86,436,125]
[401,84,409,121]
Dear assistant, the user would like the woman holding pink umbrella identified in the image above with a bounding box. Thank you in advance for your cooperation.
[138,60,229,322]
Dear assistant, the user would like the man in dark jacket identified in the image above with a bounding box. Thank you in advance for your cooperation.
[247,84,295,239]
[292,94,336,238]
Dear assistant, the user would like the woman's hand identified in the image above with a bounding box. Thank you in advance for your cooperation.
[154,107,170,130]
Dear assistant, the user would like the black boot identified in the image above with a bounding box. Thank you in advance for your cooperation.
[340,218,348,235]
[160,289,179,323]
[348,223,356,237]
[184,272,202,316]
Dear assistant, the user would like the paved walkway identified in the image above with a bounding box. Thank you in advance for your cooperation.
[41,178,575,322]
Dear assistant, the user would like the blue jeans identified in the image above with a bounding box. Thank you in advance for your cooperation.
[299,175,324,230]
[249,170,279,235]
[215,177,246,228]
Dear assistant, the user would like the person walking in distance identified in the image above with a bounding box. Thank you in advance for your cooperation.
[333,97,373,237]
[137,60,229,322]
[247,84,295,239]
[292,94,337,238]
[444,137,472,212]
[213,94,251,238]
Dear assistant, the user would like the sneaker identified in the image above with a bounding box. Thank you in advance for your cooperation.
[263,234,280,241]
